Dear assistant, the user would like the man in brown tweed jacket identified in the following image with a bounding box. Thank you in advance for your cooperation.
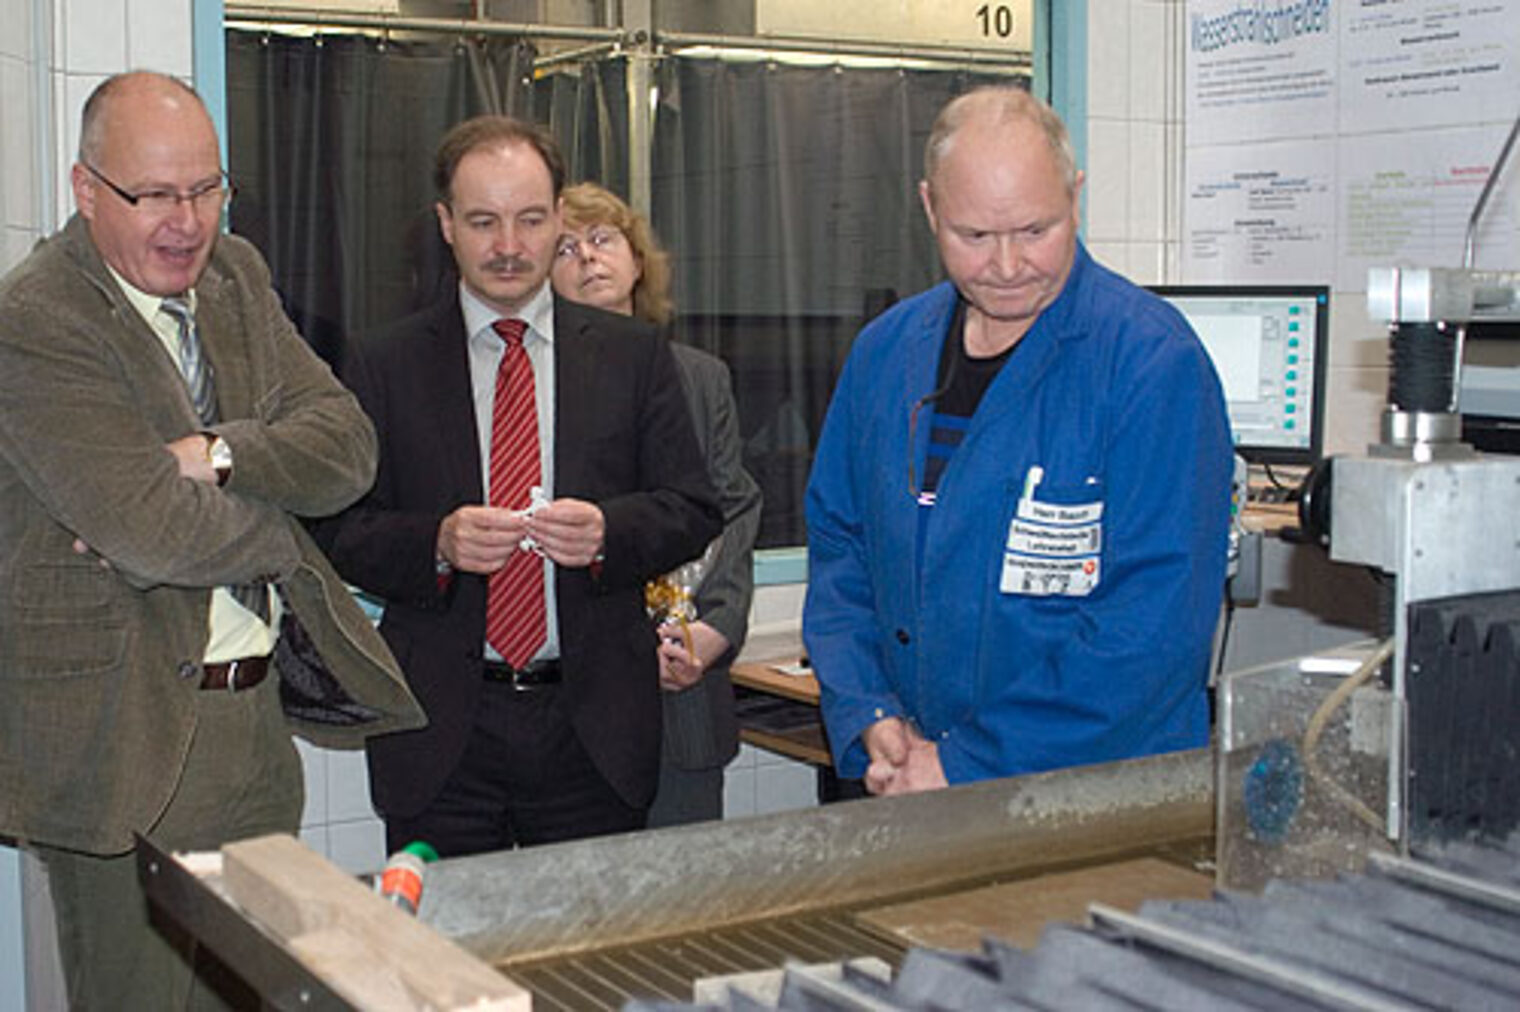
[0,71,422,1009]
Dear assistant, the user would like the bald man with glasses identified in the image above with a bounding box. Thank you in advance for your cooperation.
[0,71,422,1009]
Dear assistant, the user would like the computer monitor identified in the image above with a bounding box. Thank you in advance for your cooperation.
[1148,285,1330,466]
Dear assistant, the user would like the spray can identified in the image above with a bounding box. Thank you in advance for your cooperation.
[377,840,439,915]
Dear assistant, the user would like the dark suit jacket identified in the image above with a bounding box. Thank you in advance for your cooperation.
[662,344,762,771]
[322,293,722,814]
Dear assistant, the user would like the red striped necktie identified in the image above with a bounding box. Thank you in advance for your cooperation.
[485,318,546,667]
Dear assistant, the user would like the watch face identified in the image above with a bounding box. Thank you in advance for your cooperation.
[209,437,233,484]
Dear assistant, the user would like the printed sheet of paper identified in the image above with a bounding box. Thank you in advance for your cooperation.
[1184,138,1336,283]
[1337,125,1520,290]
[1339,0,1520,133]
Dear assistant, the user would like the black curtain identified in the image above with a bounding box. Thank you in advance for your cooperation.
[652,57,1017,546]
[225,33,1024,548]
[225,30,542,366]
[534,56,630,199]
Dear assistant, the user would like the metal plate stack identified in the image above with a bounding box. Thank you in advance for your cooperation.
[1409,590,1520,847]
[632,832,1520,1011]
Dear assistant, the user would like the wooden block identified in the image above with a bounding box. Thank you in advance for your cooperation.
[219,834,529,1011]
[289,929,429,1008]
[856,857,1213,952]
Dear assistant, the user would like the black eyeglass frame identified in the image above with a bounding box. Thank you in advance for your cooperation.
[907,332,964,506]
[83,162,234,213]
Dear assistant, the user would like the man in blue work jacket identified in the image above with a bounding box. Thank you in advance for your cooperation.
[803,86,1232,794]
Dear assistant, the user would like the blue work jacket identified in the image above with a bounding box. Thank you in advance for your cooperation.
[803,243,1232,782]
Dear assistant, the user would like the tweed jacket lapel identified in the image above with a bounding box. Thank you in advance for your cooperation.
[193,251,255,423]
[60,216,206,438]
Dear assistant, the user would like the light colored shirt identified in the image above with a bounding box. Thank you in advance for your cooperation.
[108,266,280,663]
[459,281,561,662]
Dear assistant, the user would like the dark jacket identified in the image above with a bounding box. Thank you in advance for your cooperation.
[321,293,722,813]
[661,344,762,770]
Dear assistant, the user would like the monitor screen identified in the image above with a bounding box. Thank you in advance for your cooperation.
[1148,285,1330,465]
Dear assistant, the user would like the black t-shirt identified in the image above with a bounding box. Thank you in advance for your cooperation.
[920,299,1017,497]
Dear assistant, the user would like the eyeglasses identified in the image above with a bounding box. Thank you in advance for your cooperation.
[555,225,624,261]
[907,357,959,507]
[84,163,233,216]
[907,392,938,507]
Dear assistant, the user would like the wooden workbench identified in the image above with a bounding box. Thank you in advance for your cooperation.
[730,656,829,765]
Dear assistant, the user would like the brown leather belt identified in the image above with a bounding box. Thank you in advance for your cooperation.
[481,658,561,690]
[200,655,270,693]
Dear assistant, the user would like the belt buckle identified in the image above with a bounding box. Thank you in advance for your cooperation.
[511,664,535,692]
[224,658,245,693]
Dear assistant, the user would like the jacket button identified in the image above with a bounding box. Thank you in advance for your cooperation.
[177,661,198,680]
[895,628,910,645]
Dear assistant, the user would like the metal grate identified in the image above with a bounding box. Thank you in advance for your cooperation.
[504,911,905,1011]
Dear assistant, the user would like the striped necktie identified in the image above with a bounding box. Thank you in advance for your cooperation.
[161,296,216,424]
[485,318,546,668]
[161,297,270,623]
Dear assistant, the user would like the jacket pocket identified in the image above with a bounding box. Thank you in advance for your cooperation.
[9,557,117,616]
[1000,474,1105,600]
[1,615,127,680]
[3,553,128,678]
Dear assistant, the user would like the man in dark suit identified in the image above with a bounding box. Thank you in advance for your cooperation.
[0,72,423,1009]
[321,116,722,856]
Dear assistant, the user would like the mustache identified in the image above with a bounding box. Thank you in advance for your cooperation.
[482,255,533,273]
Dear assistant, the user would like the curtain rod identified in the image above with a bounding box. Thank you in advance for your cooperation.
[222,8,1030,72]
[223,7,628,43]
[653,30,1031,70]
[534,41,620,73]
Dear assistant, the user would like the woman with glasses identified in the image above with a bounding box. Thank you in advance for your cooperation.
[552,183,762,826]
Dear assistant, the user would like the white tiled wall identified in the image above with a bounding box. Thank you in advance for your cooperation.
[125,0,194,81]
[1,0,197,262]
[295,740,390,874]
[0,0,42,274]
[724,744,819,819]
[1084,0,1182,287]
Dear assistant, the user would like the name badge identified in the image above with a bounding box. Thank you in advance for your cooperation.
[1016,498,1103,525]
[1002,465,1103,597]
[1001,555,1101,597]
[1006,519,1102,557]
